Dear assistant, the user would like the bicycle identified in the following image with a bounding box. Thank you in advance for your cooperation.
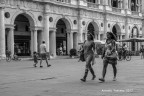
[118,50,131,61]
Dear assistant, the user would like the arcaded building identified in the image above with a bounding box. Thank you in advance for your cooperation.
[0,0,143,57]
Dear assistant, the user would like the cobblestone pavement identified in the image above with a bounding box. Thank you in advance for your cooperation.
[0,56,144,96]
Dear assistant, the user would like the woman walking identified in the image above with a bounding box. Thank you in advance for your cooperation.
[80,32,96,82]
[99,32,117,82]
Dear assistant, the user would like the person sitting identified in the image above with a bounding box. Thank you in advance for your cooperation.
[122,43,127,59]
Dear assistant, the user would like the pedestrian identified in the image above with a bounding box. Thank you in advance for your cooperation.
[140,45,144,59]
[63,45,66,55]
[39,41,51,68]
[122,43,127,59]
[80,32,96,82]
[99,32,117,82]
[33,51,38,67]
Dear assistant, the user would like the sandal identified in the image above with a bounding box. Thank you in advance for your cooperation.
[99,78,105,82]
[92,75,96,80]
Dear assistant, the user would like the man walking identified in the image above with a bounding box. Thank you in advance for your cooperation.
[40,41,51,68]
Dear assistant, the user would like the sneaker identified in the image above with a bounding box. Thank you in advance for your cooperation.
[47,64,51,67]
[80,78,86,82]
[40,66,43,68]
[113,77,117,81]
[92,75,96,80]
[99,78,105,82]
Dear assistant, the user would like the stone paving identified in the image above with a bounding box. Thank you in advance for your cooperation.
[0,56,144,96]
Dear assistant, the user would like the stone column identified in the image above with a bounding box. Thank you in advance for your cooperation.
[70,32,73,49]
[104,15,108,39]
[30,30,34,56]
[109,0,111,6]
[98,34,101,40]
[44,13,50,52]
[50,30,56,57]
[98,0,100,4]
[73,32,78,50]
[0,7,5,58]
[125,18,129,39]
[67,32,70,54]
[33,29,38,52]
[85,32,87,40]
[129,0,131,10]
[7,27,14,56]
[78,18,83,43]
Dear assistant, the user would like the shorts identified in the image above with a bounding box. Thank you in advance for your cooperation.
[40,53,47,59]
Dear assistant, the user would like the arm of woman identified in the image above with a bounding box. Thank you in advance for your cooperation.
[92,42,96,65]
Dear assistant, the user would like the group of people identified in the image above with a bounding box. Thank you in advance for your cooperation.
[56,45,66,56]
[79,32,118,82]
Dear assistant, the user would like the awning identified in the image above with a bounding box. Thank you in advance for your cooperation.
[118,38,144,42]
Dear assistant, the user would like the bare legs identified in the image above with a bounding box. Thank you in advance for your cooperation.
[81,55,96,82]
[99,60,117,82]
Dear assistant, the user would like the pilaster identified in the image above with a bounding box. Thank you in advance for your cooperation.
[0,7,5,58]
[44,13,50,52]
[49,30,56,57]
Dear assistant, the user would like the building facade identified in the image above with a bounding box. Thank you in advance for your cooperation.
[0,0,143,57]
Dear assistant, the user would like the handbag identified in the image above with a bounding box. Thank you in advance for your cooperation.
[106,52,117,60]
[79,40,86,62]
[79,50,85,61]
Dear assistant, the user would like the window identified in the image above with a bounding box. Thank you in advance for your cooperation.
[111,0,123,8]
[112,0,118,7]
[131,0,140,11]
[87,0,96,3]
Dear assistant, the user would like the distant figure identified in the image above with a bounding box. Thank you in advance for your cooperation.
[63,45,66,55]
[122,43,127,59]
[39,41,51,68]
[59,46,63,55]
[140,45,144,59]
[33,51,38,67]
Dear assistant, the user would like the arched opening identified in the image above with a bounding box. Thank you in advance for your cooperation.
[112,24,121,40]
[112,26,117,37]
[131,26,139,51]
[56,19,67,55]
[87,22,99,40]
[88,23,95,37]
[14,14,31,56]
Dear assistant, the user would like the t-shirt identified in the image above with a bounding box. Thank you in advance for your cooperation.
[40,44,46,54]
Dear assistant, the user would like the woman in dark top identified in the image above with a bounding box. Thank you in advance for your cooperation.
[99,32,117,82]
[80,32,96,82]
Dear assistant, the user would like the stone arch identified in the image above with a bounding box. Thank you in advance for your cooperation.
[54,16,72,30]
[111,23,121,38]
[85,20,100,34]
[10,10,37,26]
[85,20,100,40]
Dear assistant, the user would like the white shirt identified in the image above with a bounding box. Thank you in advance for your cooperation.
[40,44,46,54]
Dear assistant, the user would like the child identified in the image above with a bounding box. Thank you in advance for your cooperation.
[33,51,38,67]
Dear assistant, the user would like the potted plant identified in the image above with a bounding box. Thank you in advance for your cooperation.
[69,48,77,58]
